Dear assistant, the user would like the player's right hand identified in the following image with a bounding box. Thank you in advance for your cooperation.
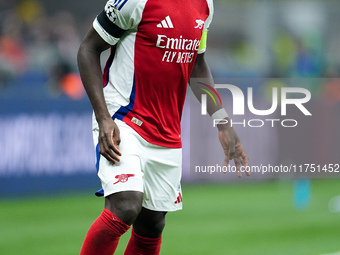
[98,118,122,164]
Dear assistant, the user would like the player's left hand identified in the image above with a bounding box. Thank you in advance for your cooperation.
[217,122,250,178]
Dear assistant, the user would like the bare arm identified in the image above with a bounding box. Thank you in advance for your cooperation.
[190,53,250,177]
[77,27,121,163]
[190,53,221,115]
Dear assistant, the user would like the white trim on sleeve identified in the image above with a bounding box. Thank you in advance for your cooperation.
[93,18,120,45]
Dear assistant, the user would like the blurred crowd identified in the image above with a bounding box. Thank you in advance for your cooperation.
[1,0,340,100]
[0,0,85,99]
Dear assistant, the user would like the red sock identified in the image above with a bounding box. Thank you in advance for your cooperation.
[80,208,130,255]
[124,229,162,255]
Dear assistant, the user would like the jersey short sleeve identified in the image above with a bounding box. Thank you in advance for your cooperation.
[198,0,214,54]
[93,0,145,45]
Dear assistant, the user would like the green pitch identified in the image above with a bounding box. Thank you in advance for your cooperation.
[1,179,339,255]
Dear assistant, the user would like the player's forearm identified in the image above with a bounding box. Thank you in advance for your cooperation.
[190,75,223,116]
[190,54,225,117]
[77,43,111,122]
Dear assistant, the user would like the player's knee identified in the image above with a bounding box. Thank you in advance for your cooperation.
[119,204,141,225]
[133,209,167,237]
[151,216,166,234]
[105,191,143,225]
[141,216,165,237]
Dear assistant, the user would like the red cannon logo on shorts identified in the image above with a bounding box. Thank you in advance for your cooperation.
[113,174,135,184]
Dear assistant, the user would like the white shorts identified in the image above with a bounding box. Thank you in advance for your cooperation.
[93,119,183,212]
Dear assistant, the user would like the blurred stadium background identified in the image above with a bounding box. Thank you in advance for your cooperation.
[0,0,339,254]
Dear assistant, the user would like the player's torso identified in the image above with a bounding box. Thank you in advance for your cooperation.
[107,0,211,147]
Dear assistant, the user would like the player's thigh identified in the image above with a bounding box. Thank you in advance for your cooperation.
[94,120,145,224]
[142,146,183,212]
[94,120,144,197]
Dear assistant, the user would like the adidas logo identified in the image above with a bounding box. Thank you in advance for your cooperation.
[157,16,174,28]
[174,192,183,204]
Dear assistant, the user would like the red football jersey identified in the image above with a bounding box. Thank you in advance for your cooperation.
[93,0,213,148]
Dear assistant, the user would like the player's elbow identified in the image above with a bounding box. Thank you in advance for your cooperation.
[77,41,94,68]
[190,64,201,79]
[77,42,86,65]
[190,53,209,79]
